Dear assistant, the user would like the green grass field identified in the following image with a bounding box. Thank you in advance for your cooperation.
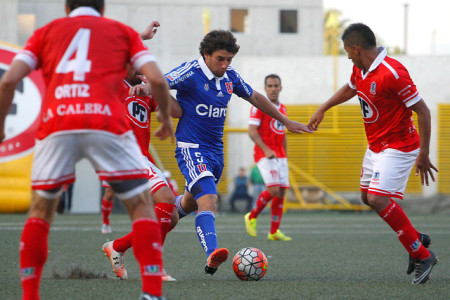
[1,211,449,300]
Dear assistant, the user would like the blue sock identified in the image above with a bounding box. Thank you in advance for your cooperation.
[195,211,217,257]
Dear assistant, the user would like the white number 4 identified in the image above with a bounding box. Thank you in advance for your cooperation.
[56,28,92,81]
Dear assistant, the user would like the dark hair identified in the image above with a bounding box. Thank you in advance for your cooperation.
[66,0,104,13]
[341,23,376,50]
[264,74,281,86]
[199,30,240,57]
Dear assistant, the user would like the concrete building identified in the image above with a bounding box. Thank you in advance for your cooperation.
[1,0,323,64]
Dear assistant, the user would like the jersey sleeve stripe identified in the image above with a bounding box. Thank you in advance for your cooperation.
[249,118,261,126]
[348,80,356,90]
[402,90,419,103]
[381,61,399,79]
[397,85,412,95]
[131,50,156,71]
[174,62,199,77]
[404,94,421,108]
[14,51,38,70]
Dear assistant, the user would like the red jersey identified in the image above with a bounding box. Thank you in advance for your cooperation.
[249,103,287,162]
[123,89,157,164]
[349,47,421,153]
[14,7,155,140]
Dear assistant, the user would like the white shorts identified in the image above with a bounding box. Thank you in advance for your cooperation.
[102,156,168,194]
[31,131,150,191]
[360,147,419,200]
[256,157,289,189]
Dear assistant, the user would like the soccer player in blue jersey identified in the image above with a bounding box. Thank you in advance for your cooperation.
[139,30,313,275]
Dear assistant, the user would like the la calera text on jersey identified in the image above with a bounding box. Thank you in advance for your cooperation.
[42,83,111,122]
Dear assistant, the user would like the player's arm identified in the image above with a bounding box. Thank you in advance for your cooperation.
[140,21,160,40]
[0,60,32,143]
[248,124,277,159]
[307,84,356,131]
[410,99,438,185]
[138,61,173,140]
[282,135,287,157]
[244,90,313,134]
[130,78,182,118]
[169,95,182,118]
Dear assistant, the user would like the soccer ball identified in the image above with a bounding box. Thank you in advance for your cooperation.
[232,247,268,281]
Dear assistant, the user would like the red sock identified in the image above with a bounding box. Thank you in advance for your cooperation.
[20,218,50,300]
[155,203,175,246]
[112,232,133,253]
[379,199,430,260]
[270,197,284,234]
[249,190,272,219]
[101,198,113,225]
[132,218,163,297]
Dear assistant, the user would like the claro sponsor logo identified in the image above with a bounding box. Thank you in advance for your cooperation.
[196,104,227,118]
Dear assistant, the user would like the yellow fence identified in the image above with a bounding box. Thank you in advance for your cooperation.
[285,104,423,195]
[138,103,449,209]
[438,104,450,194]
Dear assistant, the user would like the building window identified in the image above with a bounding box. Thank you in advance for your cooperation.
[280,10,297,33]
[230,9,248,33]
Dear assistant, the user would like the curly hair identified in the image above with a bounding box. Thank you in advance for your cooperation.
[199,30,240,57]
[66,0,104,13]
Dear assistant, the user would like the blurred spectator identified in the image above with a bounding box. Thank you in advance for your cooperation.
[229,167,253,212]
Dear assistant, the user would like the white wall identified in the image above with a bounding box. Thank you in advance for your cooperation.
[0,0,18,45]
[13,0,323,58]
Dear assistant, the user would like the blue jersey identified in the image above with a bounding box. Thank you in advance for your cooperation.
[165,57,253,154]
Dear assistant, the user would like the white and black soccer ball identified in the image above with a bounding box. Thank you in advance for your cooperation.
[232,247,268,281]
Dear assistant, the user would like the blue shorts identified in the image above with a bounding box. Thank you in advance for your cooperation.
[175,141,224,195]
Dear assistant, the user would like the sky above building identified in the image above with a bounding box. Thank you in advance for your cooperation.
[323,0,450,55]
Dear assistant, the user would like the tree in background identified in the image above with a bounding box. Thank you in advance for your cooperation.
[323,9,348,55]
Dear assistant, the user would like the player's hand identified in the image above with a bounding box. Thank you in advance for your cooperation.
[307,110,325,131]
[153,116,174,142]
[414,153,439,186]
[285,120,314,134]
[264,149,277,159]
[130,76,152,96]
[140,21,160,40]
